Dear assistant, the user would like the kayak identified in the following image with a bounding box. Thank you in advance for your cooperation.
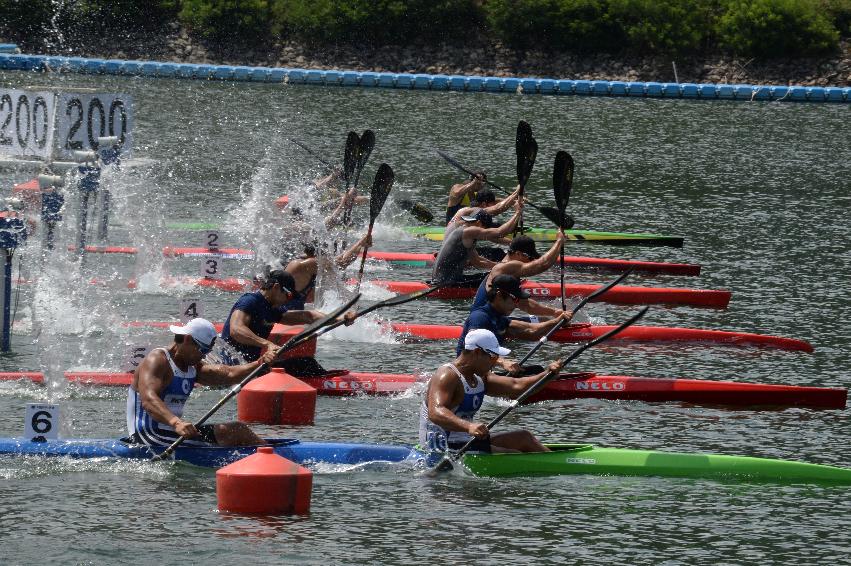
[367,280,731,308]
[386,322,814,352]
[367,251,701,276]
[461,444,851,484]
[4,371,843,409]
[405,226,684,248]
[69,245,701,276]
[1,437,849,485]
[68,245,256,260]
[0,437,417,469]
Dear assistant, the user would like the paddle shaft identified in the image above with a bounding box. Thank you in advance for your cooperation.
[354,221,376,293]
[447,306,649,465]
[289,138,335,168]
[515,268,634,368]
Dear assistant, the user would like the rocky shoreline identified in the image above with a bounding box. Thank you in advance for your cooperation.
[14,23,851,87]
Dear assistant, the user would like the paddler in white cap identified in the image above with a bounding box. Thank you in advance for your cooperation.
[419,328,560,455]
[127,318,275,448]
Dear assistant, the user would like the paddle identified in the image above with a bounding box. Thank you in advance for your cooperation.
[427,305,649,475]
[282,280,451,352]
[151,293,361,462]
[292,137,431,224]
[288,138,335,168]
[342,130,376,246]
[343,132,360,192]
[515,121,537,234]
[553,151,575,311]
[355,163,395,292]
[515,267,634,370]
[398,199,435,224]
[435,150,571,229]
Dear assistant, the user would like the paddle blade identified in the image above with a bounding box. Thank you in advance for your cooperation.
[343,132,360,188]
[359,130,375,166]
[518,137,538,190]
[369,163,395,221]
[399,199,434,224]
[553,151,574,209]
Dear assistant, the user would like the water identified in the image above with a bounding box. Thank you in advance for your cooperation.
[0,71,850,564]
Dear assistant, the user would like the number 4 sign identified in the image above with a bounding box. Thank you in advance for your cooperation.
[179,297,204,323]
[25,403,60,441]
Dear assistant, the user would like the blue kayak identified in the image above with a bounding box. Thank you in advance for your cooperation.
[0,437,420,468]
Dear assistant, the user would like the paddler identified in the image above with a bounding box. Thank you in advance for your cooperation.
[220,268,356,374]
[445,171,487,224]
[446,187,520,227]
[127,318,272,447]
[284,232,374,310]
[431,200,523,286]
[471,233,571,320]
[457,274,571,375]
[420,328,558,454]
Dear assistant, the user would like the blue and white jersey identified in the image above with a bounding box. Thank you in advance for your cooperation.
[418,363,486,452]
[126,348,204,446]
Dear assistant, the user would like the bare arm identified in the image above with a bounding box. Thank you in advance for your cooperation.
[462,209,521,244]
[335,233,372,268]
[515,232,566,278]
[426,369,487,438]
[228,310,278,354]
[134,351,181,428]
[448,179,482,207]
[505,313,569,341]
[195,358,267,387]
[517,297,565,318]
[485,361,564,399]
[467,248,497,270]
[482,186,520,216]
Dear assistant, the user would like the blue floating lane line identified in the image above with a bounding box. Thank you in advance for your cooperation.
[0,53,846,103]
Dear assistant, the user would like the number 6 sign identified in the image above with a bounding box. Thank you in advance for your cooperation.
[25,403,61,440]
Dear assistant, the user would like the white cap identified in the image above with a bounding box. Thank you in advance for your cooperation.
[464,328,511,357]
[169,318,217,349]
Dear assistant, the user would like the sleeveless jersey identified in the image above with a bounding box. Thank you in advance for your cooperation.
[418,363,486,452]
[445,193,474,224]
[126,348,206,446]
[284,272,316,311]
[431,227,474,284]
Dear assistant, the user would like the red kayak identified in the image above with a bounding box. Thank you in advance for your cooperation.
[386,322,814,352]
[368,280,730,308]
[2,370,841,409]
[66,244,700,276]
[366,251,700,276]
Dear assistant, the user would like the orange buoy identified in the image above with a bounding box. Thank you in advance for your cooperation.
[237,370,317,425]
[216,446,312,514]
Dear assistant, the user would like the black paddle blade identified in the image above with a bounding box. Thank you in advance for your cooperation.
[399,199,434,224]
[343,132,360,188]
[517,137,538,190]
[359,130,375,167]
[369,163,394,221]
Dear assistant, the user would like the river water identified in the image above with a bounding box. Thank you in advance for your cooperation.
[0,71,849,564]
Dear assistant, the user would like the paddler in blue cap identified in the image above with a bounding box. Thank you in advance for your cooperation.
[420,328,559,454]
[220,267,356,374]
[457,274,570,375]
[127,318,273,448]
[431,199,523,286]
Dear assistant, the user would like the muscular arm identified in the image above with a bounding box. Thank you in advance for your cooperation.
[506,314,566,341]
[481,187,519,217]
[195,358,266,387]
[228,309,277,353]
[134,351,181,427]
[485,362,562,399]
[515,234,566,278]
[467,248,497,270]
[448,180,480,207]
[463,210,521,244]
[335,232,372,268]
[517,297,564,317]
[426,369,479,435]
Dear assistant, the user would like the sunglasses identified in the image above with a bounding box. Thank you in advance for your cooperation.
[477,347,501,358]
[192,336,216,355]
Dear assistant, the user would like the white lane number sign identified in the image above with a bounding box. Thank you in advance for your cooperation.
[25,403,61,440]
[0,89,55,158]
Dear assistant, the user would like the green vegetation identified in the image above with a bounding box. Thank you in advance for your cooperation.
[1,0,848,58]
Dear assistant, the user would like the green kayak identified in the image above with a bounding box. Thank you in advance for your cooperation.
[404,226,684,247]
[461,444,851,484]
